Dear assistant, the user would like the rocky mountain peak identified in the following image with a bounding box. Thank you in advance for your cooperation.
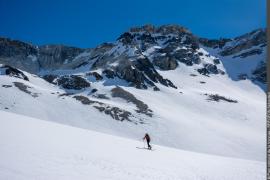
[235,28,266,43]
[0,25,266,91]
[218,29,266,57]
[0,37,37,57]
[129,24,191,35]
[117,24,199,53]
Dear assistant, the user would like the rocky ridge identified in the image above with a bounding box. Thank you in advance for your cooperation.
[0,25,266,91]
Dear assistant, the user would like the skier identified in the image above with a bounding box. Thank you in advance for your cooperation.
[143,133,152,150]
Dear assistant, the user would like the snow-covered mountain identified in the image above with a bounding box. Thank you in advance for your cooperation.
[0,110,266,180]
[0,25,266,163]
[200,28,266,90]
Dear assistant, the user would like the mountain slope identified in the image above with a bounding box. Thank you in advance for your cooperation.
[0,25,266,162]
[0,111,266,180]
[200,28,266,90]
[0,62,265,161]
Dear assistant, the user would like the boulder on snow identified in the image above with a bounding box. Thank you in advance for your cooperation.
[205,93,238,103]
[213,58,220,64]
[197,64,220,75]
[57,75,90,90]
[252,61,266,83]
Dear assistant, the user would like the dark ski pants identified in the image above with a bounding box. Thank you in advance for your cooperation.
[146,140,152,150]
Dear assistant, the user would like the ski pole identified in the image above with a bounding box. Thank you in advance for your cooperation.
[143,139,146,148]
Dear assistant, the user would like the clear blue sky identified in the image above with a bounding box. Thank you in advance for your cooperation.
[0,0,266,48]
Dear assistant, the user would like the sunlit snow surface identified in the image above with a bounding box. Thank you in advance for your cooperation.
[0,27,266,179]
[0,111,265,180]
[0,64,265,162]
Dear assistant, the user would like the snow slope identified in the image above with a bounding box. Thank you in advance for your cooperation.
[0,64,266,161]
[0,111,266,180]
[201,28,266,90]
[0,26,266,163]
[203,45,266,90]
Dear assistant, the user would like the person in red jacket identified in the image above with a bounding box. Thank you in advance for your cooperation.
[143,133,152,150]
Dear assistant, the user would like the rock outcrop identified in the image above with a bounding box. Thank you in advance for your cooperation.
[56,75,90,90]
[0,65,29,81]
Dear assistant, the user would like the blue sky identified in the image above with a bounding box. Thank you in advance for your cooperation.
[0,0,266,48]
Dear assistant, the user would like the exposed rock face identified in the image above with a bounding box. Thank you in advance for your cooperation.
[102,69,116,79]
[198,28,266,89]
[122,24,200,52]
[129,24,191,35]
[252,61,266,83]
[199,38,231,49]
[0,24,225,91]
[13,82,39,97]
[0,37,85,73]
[89,24,224,89]
[97,55,177,90]
[204,93,238,103]
[93,94,109,99]
[219,29,266,56]
[238,73,248,80]
[2,85,12,88]
[43,74,58,84]
[213,58,220,64]
[0,25,266,91]
[56,75,90,90]
[87,72,103,81]
[0,38,39,73]
[197,64,221,75]
[0,65,29,81]
[200,29,266,57]
[118,64,152,89]
[111,86,153,117]
[173,49,201,66]
[73,95,143,124]
[43,74,92,90]
[38,45,84,70]
[94,106,133,122]
[153,56,178,70]
[130,57,177,89]
[73,95,96,105]
[118,32,136,45]
[0,37,37,57]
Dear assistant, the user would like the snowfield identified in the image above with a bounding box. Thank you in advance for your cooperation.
[0,27,266,179]
[0,111,266,180]
[0,65,266,162]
